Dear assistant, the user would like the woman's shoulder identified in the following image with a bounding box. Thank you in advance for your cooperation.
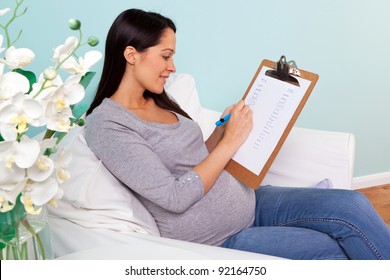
[84,99,138,150]
[88,98,120,115]
[85,99,126,139]
[86,98,127,126]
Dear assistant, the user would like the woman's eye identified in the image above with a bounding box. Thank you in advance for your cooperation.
[163,56,170,60]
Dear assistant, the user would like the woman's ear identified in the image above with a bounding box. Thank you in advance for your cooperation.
[124,46,137,64]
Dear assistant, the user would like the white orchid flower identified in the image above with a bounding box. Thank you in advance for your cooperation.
[0,93,44,141]
[37,74,82,106]
[60,50,102,75]
[0,142,26,185]
[54,148,72,183]
[27,138,57,182]
[1,46,35,69]
[48,187,64,208]
[0,136,40,171]
[27,156,54,182]
[0,137,40,212]
[0,4,102,215]
[45,104,73,132]
[0,70,30,102]
[30,72,74,129]
[0,8,10,16]
[0,178,28,213]
[28,71,62,110]
[30,81,56,101]
[55,75,85,105]
[53,36,78,65]
[43,75,85,132]
[22,177,59,215]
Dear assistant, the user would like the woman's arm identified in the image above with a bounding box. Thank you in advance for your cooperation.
[205,125,224,152]
[194,100,253,193]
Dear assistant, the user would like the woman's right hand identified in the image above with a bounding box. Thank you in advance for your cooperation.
[221,100,253,152]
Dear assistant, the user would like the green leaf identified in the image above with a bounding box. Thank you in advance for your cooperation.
[72,103,89,119]
[80,71,96,89]
[0,134,4,142]
[13,68,37,93]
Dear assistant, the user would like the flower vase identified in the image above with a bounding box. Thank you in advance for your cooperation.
[0,200,53,260]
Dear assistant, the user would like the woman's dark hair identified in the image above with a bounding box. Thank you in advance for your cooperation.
[86,9,191,119]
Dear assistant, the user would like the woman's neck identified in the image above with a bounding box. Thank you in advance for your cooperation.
[110,79,148,110]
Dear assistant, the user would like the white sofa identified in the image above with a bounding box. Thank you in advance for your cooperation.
[49,74,355,260]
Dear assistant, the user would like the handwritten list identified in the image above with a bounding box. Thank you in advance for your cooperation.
[232,66,311,175]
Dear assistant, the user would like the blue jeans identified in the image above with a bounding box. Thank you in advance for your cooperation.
[221,186,390,260]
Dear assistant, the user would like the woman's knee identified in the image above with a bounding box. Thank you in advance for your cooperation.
[334,189,372,211]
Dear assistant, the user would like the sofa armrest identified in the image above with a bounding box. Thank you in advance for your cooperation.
[262,127,355,189]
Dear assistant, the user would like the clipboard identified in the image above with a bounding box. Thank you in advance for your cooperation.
[225,56,319,189]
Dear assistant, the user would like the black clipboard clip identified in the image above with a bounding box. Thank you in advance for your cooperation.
[265,55,300,87]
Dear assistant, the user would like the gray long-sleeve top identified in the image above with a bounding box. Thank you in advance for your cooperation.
[85,98,255,246]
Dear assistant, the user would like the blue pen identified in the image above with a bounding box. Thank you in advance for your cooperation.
[215,113,231,126]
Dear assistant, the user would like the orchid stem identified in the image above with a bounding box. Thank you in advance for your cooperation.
[21,218,45,260]
[0,0,27,48]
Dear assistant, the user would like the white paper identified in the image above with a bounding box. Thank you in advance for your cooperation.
[232,66,311,175]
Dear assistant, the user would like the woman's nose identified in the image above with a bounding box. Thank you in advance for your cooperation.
[168,60,176,73]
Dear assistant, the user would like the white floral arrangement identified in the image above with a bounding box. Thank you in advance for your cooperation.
[0,0,102,216]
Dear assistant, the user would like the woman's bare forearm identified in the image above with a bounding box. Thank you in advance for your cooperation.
[205,126,225,152]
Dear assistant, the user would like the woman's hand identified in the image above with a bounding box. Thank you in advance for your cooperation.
[220,100,253,152]
[205,101,252,152]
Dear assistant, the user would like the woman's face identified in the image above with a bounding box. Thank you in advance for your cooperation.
[133,28,176,94]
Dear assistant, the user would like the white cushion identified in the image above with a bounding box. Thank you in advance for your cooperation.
[165,73,202,120]
[48,126,160,256]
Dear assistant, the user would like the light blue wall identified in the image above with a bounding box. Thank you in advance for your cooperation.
[8,0,390,177]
